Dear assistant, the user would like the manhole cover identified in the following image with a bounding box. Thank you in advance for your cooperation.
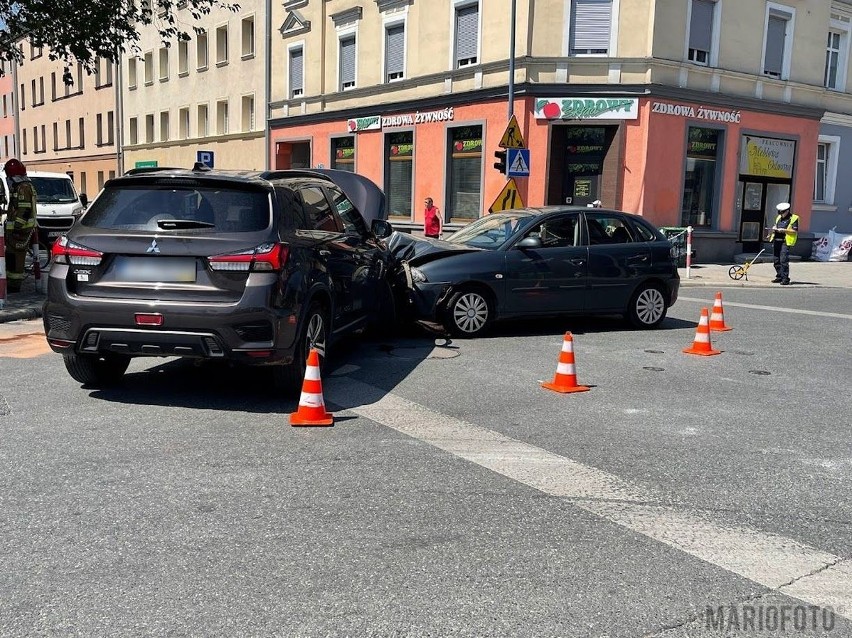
[749,370,772,376]
[644,349,664,354]
[643,366,665,372]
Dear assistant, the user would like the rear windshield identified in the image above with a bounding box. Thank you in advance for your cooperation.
[30,177,78,204]
[80,185,272,232]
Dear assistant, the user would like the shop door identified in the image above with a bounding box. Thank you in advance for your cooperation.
[560,127,609,206]
[738,181,791,253]
[564,173,601,207]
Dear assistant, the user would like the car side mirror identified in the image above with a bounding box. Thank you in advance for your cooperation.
[79,193,88,207]
[372,219,393,239]
[517,236,542,249]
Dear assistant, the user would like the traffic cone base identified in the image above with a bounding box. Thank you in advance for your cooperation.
[683,308,721,356]
[541,332,590,393]
[289,348,334,426]
[709,291,732,332]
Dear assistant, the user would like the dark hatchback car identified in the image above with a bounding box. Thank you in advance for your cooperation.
[389,207,679,337]
[43,166,395,392]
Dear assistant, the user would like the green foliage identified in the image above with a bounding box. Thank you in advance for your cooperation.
[0,0,240,76]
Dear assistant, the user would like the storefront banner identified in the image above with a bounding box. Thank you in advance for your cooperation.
[348,109,456,132]
[534,98,639,120]
[347,116,381,133]
[739,135,795,179]
[651,101,742,123]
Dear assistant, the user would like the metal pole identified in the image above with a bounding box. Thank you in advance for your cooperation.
[507,0,516,120]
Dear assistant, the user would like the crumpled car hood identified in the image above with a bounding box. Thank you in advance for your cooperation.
[387,232,482,266]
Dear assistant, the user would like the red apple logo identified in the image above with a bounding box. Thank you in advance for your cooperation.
[348,120,357,132]
[454,141,464,152]
[542,102,561,119]
[391,145,399,155]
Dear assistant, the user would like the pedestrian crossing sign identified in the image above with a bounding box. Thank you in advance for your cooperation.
[499,115,525,149]
[507,148,531,177]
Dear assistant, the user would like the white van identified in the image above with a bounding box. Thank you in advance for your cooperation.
[1,170,86,247]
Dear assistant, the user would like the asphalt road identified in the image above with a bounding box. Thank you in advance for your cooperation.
[1,286,850,637]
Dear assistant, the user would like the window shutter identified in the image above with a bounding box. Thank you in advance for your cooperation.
[689,0,714,53]
[340,36,356,86]
[455,4,478,63]
[764,15,786,76]
[571,0,612,53]
[290,48,303,93]
[386,25,405,75]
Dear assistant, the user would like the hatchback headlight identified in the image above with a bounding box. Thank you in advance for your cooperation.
[410,267,428,283]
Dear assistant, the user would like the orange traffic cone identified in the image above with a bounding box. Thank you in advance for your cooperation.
[708,292,732,332]
[541,332,590,393]
[683,308,721,356]
[289,348,334,426]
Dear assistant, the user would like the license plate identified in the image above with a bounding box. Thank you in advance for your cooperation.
[48,231,62,238]
[116,257,196,283]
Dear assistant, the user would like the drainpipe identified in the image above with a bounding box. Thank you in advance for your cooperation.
[115,49,124,175]
[264,0,271,170]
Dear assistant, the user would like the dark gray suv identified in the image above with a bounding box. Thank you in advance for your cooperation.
[43,166,394,392]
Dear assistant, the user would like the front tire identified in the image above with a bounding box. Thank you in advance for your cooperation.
[442,288,493,338]
[272,301,329,395]
[627,283,668,329]
[63,353,130,386]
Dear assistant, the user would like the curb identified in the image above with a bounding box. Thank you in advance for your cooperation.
[679,280,821,289]
[0,298,44,324]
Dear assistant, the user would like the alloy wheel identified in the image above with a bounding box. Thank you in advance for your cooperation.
[634,287,666,326]
[452,292,490,334]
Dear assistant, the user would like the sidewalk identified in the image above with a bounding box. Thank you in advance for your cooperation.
[2,261,850,324]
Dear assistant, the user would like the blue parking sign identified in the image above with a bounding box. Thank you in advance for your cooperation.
[197,150,215,168]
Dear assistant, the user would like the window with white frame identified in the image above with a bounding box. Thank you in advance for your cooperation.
[385,23,405,82]
[216,25,229,65]
[198,104,209,137]
[454,2,479,67]
[216,99,229,134]
[814,135,840,204]
[178,40,189,75]
[824,20,849,91]
[687,0,716,65]
[339,35,356,90]
[762,4,794,80]
[241,95,254,132]
[159,47,169,81]
[197,31,209,69]
[570,0,612,55]
[289,46,304,98]
[179,107,190,138]
[241,16,255,57]
[144,51,154,84]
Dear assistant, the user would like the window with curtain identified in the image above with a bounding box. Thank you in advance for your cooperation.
[454,3,479,67]
[825,31,842,89]
[814,142,827,203]
[385,132,414,219]
[289,47,304,98]
[340,35,356,90]
[570,0,612,55]
[447,126,482,221]
[688,0,715,65]
[385,24,405,82]
[763,11,791,79]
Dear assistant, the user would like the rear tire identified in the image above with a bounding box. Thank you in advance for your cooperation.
[627,283,668,329]
[272,301,329,395]
[63,353,130,386]
[442,288,493,338]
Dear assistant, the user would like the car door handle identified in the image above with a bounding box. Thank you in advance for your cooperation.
[570,258,586,266]
[628,254,648,261]
[319,249,331,257]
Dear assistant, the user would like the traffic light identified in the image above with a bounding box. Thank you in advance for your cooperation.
[493,150,507,174]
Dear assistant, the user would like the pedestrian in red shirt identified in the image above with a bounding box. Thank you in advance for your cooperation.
[423,197,443,239]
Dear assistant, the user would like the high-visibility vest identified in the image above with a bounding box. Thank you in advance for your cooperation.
[3,176,37,250]
[774,214,799,247]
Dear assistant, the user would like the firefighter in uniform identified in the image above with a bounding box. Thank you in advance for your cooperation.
[3,158,39,293]
[769,202,798,286]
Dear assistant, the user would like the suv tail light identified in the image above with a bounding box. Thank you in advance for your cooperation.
[208,243,289,272]
[52,235,103,266]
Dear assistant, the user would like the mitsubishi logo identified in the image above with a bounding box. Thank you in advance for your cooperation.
[146,239,160,254]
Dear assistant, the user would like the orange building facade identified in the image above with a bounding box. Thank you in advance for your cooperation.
[269,88,821,261]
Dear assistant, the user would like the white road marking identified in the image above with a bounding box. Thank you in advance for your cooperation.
[325,377,852,620]
[679,296,852,320]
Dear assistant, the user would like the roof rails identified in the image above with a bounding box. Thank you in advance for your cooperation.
[123,166,183,176]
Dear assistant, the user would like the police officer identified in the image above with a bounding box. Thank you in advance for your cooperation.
[769,202,798,285]
[3,158,38,293]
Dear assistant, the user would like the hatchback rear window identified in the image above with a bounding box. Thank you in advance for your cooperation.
[80,185,271,232]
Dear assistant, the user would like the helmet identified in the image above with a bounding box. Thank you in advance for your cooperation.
[4,158,27,177]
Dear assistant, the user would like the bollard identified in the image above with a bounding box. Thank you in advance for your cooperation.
[686,225,693,279]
